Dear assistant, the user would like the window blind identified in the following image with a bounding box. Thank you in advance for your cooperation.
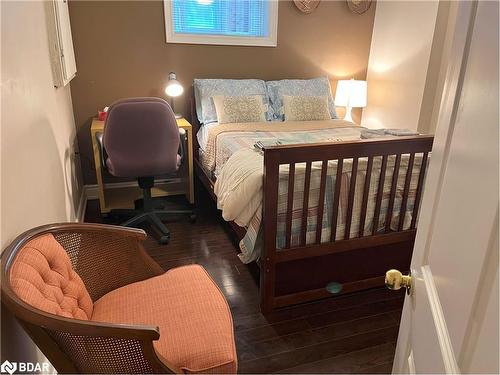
[172,0,270,38]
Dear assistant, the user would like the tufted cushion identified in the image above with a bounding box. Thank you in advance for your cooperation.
[92,265,237,374]
[10,234,93,320]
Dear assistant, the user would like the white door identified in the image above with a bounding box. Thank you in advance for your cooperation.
[390,1,499,374]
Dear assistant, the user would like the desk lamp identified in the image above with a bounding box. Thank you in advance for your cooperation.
[165,72,184,119]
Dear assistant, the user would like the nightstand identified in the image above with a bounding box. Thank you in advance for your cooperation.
[90,117,194,213]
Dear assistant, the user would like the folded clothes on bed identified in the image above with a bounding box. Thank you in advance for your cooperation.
[361,128,419,139]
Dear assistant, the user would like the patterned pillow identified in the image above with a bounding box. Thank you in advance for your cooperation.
[213,95,267,124]
[193,79,272,124]
[266,77,338,120]
[283,95,331,121]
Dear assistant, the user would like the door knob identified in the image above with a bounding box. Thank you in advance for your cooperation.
[385,269,412,294]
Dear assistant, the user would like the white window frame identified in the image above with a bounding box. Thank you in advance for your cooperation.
[163,0,278,47]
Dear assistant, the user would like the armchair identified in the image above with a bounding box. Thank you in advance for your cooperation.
[1,223,237,374]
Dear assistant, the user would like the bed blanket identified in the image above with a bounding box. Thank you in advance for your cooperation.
[202,119,356,172]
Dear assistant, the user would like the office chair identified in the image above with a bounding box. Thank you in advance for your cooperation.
[99,97,195,244]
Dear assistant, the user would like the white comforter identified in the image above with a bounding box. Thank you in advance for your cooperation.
[214,149,263,227]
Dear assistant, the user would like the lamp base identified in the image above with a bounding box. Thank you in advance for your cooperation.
[343,107,354,123]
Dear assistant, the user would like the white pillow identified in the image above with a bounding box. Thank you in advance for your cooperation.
[213,95,267,124]
[282,95,331,121]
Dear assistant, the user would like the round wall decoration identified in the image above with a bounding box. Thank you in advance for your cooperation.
[347,0,372,14]
[293,0,321,14]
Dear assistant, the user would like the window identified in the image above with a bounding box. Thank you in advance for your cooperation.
[164,0,278,47]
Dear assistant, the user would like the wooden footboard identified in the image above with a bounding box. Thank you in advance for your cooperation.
[260,136,433,312]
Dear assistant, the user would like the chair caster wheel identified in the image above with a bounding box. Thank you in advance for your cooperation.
[159,235,170,245]
[189,214,197,223]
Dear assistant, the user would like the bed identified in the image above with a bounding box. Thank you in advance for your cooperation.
[190,79,433,312]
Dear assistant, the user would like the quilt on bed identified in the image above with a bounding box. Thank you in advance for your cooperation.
[200,121,425,263]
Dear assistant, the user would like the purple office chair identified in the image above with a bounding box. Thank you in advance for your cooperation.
[101,97,195,244]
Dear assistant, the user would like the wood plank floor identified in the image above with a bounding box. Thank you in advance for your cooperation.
[84,185,405,374]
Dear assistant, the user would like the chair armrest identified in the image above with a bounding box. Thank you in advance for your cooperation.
[9,303,179,374]
[95,132,107,170]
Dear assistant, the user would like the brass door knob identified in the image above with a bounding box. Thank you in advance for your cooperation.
[385,269,412,294]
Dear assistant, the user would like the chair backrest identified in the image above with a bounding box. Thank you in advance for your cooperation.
[1,223,174,374]
[103,97,180,178]
[9,233,94,320]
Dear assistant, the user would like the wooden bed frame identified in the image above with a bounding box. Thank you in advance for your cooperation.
[189,98,433,313]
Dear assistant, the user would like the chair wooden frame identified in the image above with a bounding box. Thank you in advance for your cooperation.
[1,223,180,374]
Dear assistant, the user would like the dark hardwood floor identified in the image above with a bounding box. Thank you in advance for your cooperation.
[84,183,405,374]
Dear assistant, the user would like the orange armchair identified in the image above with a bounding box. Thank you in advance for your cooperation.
[1,223,237,374]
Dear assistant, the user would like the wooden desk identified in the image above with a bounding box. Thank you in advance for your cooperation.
[90,118,194,213]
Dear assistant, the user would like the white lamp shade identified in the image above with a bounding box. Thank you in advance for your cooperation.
[334,79,367,108]
[165,72,184,97]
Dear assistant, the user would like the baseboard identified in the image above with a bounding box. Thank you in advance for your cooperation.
[84,184,100,200]
[84,181,141,200]
[84,178,182,201]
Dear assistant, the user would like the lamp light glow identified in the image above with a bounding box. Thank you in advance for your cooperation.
[165,72,184,97]
[334,78,367,122]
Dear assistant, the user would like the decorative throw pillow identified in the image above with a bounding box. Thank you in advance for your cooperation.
[212,95,267,124]
[282,95,331,121]
[266,77,338,120]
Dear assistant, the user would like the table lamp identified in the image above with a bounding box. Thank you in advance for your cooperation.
[165,72,184,119]
[334,78,367,123]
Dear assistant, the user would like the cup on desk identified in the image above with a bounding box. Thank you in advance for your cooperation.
[98,106,109,121]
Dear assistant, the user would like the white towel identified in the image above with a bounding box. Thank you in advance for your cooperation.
[361,128,419,139]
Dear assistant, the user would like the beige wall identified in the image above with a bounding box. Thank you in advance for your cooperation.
[361,0,439,131]
[1,0,83,363]
[68,0,376,184]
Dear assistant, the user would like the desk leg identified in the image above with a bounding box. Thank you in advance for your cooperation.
[186,128,195,205]
[91,130,107,213]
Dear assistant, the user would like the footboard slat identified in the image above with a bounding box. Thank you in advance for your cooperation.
[372,155,388,235]
[315,161,328,244]
[385,154,402,232]
[285,163,295,249]
[359,156,374,237]
[300,162,312,246]
[260,136,433,312]
[330,159,344,242]
[344,158,359,240]
[398,153,416,230]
